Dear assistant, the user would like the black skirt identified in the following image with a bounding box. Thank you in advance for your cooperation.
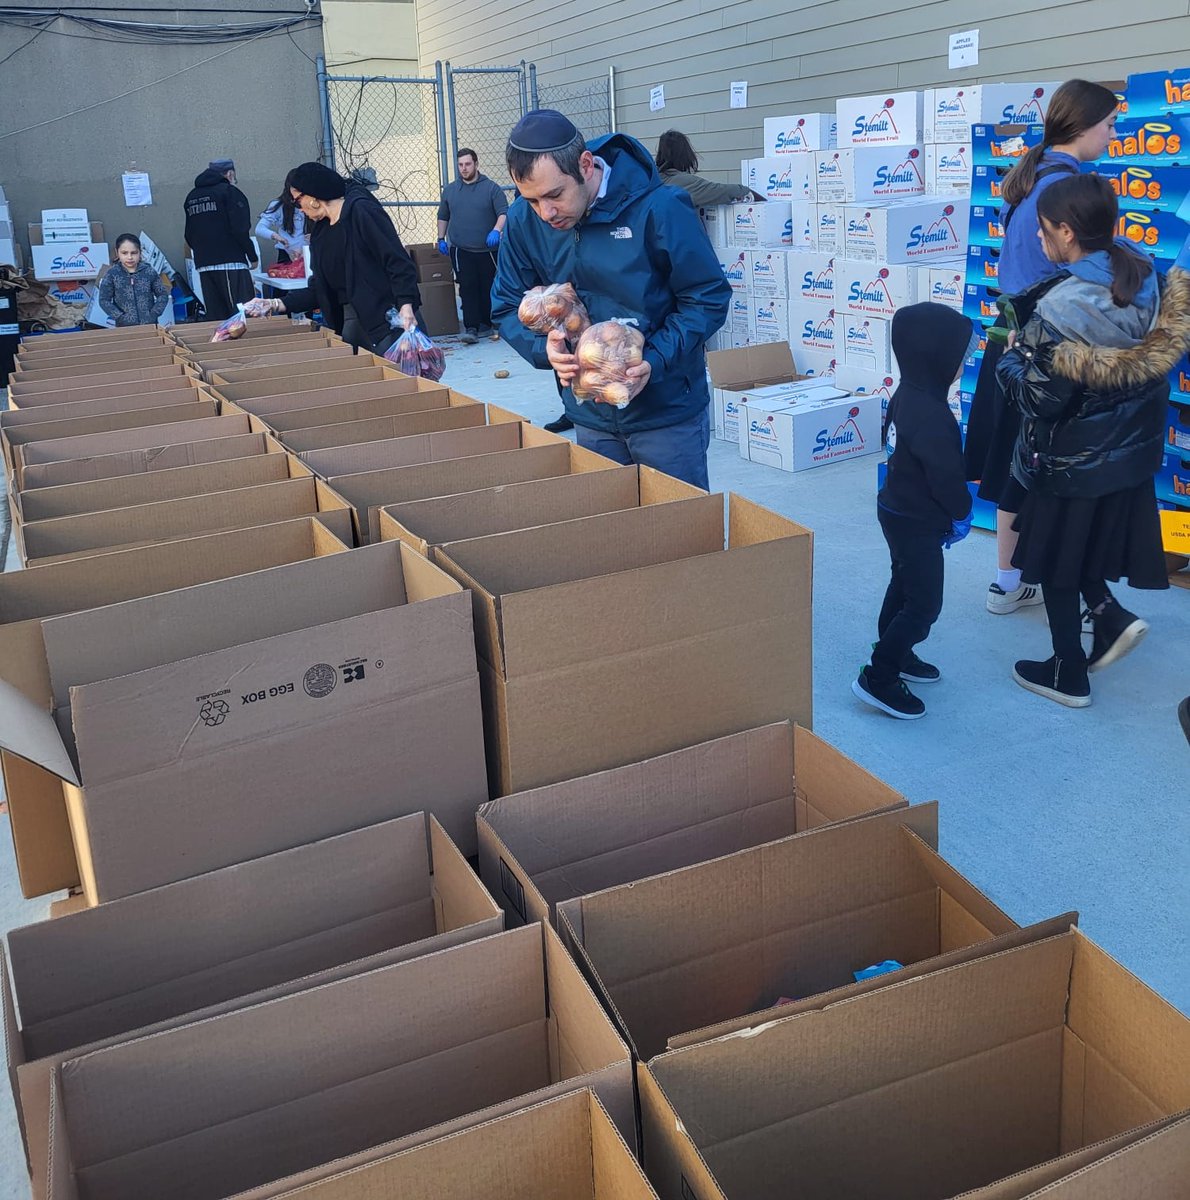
[1012,478,1169,591]
[962,330,1020,504]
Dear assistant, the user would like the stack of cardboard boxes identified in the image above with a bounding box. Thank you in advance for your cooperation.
[407,242,461,338]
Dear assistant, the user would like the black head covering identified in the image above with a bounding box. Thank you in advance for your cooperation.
[892,302,978,394]
[289,162,348,201]
[508,109,580,152]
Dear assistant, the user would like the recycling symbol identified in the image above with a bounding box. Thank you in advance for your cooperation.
[199,699,230,727]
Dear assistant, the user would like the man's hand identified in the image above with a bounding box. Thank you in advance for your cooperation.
[486,229,501,249]
[436,238,449,255]
[546,329,579,386]
[625,358,652,400]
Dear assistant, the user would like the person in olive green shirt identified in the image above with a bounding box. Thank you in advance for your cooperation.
[656,129,763,205]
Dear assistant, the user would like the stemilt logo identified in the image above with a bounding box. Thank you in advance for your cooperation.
[753,255,776,279]
[931,275,962,303]
[782,217,794,244]
[852,98,900,140]
[774,119,811,152]
[873,149,923,191]
[906,205,961,255]
[1001,87,1048,124]
[725,254,746,283]
[814,405,866,456]
[735,207,757,227]
[846,319,874,346]
[750,414,779,440]
[50,246,97,274]
[848,268,895,309]
[767,164,793,194]
[801,261,834,301]
[935,90,969,118]
[801,309,835,347]
[938,148,968,173]
[848,212,875,237]
[610,226,633,239]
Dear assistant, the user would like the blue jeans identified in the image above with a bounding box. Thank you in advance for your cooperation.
[574,406,710,490]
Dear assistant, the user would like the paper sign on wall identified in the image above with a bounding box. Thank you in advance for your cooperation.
[122,171,153,206]
[650,85,665,112]
[730,81,748,109]
[948,29,979,69]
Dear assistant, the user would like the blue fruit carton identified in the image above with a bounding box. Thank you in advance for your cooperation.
[1104,116,1190,165]
[967,203,1006,248]
[1115,206,1190,264]
[970,122,1044,167]
[965,243,1001,288]
[1167,398,1190,454]
[1156,451,1190,506]
[963,281,1004,326]
[1125,69,1190,119]
[1097,161,1190,213]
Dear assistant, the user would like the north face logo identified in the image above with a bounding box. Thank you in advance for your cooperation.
[611,226,633,239]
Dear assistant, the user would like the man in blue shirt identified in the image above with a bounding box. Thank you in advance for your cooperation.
[491,110,730,490]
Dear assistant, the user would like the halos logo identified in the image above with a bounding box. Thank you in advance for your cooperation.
[873,149,922,190]
[50,246,97,274]
[801,262,833,301]
[907,205,960,253]
[1001,88,1047,124]
[848,268,892,307]
[813,406,866,456]
[852,98,899,139]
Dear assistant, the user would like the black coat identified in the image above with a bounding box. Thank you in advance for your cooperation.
[285,186,421,348]
[998,267,1190,499]
[184,169,255,268]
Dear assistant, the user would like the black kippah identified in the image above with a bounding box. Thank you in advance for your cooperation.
[508,109,581,152]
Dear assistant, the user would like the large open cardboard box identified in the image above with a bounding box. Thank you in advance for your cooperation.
[0,540,488,903]
[262,1090,658,1200]
[299,417,550,479]
[433,493,813,795]
[0,371,205,412]
[331,438,617,544]
[8,362,196,404]
[558,803,1077,1058]
[211,365,422,406]
[0,518,351,898]
[176,330,342,363]
[220,375,453,422]
[43,924,633,1200]
[3,812,501,1199]
[171,317,325,349]
[381,464,699,557]
[639,929,1190,1200]
[477,722,907,930]
[17,468,351,565]
[17,328,168,359]
[20,430,278,490]
[280,397,488,453]
[186,343,356,380]
[0,378,208,432]
[11,347,179,379]
[207,353,386,389]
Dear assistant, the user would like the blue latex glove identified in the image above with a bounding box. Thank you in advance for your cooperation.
[436,238,449,255]
[485,228,501,249]
[942,515,973,549]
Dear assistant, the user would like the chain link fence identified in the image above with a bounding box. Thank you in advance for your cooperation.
[324,73,446,247]
[531,74,612,142]
[444,64,529,193]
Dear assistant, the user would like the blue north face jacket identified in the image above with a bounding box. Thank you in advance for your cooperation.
[492,133,731,433]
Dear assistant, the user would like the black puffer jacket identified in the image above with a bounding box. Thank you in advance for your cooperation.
[998,266,1190,499]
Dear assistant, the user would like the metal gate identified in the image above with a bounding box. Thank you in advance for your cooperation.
[443,62,530,191]
[530,68,614,142]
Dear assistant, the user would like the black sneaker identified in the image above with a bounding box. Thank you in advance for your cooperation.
[1086,599,1148,673]
[1013,656,1091,708]
[900,650,940,684]
[852,667,926,720]
[544,413,574,433]
[459,328,478,345]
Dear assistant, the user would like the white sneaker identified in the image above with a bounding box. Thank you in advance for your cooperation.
[987,581,1044,614]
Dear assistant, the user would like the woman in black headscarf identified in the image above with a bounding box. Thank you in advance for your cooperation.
[257,161,422,353]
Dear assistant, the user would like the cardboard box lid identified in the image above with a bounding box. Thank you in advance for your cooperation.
[241,379,451,423]
[300,420,525,478]
[707,342,801,390]
[282,402,486,454]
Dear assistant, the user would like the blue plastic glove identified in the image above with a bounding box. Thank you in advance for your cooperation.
[485,229,501,249]
[436,238,449,255]
[942,515,973,549]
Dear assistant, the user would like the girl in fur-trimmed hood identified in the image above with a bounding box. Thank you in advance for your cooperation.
[997,172,1190,708]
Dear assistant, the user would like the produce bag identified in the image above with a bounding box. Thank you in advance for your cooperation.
[267,259,306,279]
[209,305,248,342]
[517,282,590,337]
[571,319,645,408]
[383,326,446,381]
[242,297,276,318]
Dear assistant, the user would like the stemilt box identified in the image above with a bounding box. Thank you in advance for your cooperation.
[787,301,836,363]
[926,142,973,195]
[835,362,901,420]
[747,155,815,201]
[764,112,836,154]
[841,313,894,373]
[719,248,750,291]
[787,251,835,306]
[748,250,790,298]
[749,297,791,345]
[730,201,793,247]
[812,147,926,204]
[923,259,967,310]
[924,82,1063,142]
[844,198,970,263]
[814,203,843,253]
[838,260,919,319]
[837,90,924,147]
[729,293,751,336]
[741,388,881,471]
[736,392,810,462]
[699,205,731,244]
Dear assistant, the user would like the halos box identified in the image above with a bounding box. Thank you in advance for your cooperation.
[764,112,836,154]
[844,198,970,263]
[837,90,924,147]
[812,146,926,203]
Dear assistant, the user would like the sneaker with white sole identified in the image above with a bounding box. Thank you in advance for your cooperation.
[852,667,926,719]
[1013,655,1091,708]
[1087,600,1148,672]
[987,581,1044,614]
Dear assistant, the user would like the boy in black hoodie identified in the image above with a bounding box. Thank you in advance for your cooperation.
[853,303,976,719]
[183,159,257,321]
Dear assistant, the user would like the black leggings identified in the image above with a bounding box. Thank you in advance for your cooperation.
[1043,579,1110,663]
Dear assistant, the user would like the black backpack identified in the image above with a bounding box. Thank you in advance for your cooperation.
[1002,161,1079,232]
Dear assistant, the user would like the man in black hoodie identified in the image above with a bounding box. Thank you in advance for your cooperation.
[184,158,257,321]
[853,302,976,719]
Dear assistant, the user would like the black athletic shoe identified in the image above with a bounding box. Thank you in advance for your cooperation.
[900,650,940,684]
[1086,599,1148,672]
[1013,656,1091,708]
[852,667,926,720]
[459,328,478,345]
[544,414,574,433]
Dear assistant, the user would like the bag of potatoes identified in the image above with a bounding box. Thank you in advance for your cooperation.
[571,319,645,409]
[517,282,590,337]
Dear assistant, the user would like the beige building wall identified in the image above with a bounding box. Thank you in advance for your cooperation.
[416,0,1190,183]
[323,0,419,75]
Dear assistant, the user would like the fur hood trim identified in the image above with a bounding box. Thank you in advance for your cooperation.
[1051,266,1190,389]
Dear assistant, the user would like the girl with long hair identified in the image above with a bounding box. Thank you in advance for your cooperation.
[256,168,309,262]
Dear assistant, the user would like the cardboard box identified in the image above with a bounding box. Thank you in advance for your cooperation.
[478,722,906,930]
[0,541,488,904]
[926,141,973,195]
[748,296,790,344]
[2,372,201,413]
[3,812,501,1197]
[263,1089,659,1200]
[188,344,355,379]
[212,365,412,406]
[699,205,732,244]
[228,377,452,423]
[281,400,487,453]
[812,146,926,203]
[173,329,336,360]
[37,210,92,241]
[558,802,1043,1058]
[0,517,352,897]
[707,340,809,412]
[17,331,167,361]
[30,242,110,282]
[763,112,836,154]
[747,249,789,298]
[834,362,899,417]
[740,387,879,471]
[787,251,835,306]
[840,313,894,372]
[433,493,812,796]
[837,258,918,318]
[787,300,836,360]
[170,316,322,349]
[837,90,924,146]
[922,258,966,310]
[407,240,454,275]
[719,247,749,291]
[42,924,633,1200]
[419,279,461,336]
[329,436,616,544]
[639,928,1188,1200]
[730,201,792,247]
[844,198,970,262]
[727,293,751,338]
[208,354,386,389]
[7,362,195,404]
[814,202,843,252]
[745,155,815,201]
[12,346,177,379]
[924,82,1063,142]
[380,464,697,557]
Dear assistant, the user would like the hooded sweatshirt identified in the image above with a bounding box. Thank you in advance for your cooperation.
[879,302,976,531]
[184,168,254,269]
[492,133,732,434]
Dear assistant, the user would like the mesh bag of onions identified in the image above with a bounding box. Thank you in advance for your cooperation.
[517,282,590,338]
[571,320,645,409]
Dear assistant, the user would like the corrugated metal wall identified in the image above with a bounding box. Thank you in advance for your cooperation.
[416,0,1190,178]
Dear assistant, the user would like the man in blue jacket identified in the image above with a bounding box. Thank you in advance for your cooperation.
[491,110,731,490]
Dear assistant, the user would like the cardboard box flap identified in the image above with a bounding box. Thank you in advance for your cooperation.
[0,385,202,431]
[0,679,79,785]
[229,378,445,420]
[10,405,222,460]
[707,342,799,390]
[299,421,525,478]
[792,725,907,829]
[282,404,486,453]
